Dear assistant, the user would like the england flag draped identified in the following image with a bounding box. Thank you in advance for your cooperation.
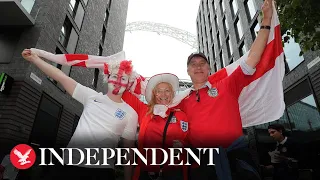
[208,2,285,127]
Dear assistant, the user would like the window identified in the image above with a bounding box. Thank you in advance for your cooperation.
[244,0,257,21]
[239,42,247,57]
[235,17,243,42]
[220,0,225,15]
[0,31,20,64]
[59,18,72,48]
[104,9,110,25]
[214,16,218,32]
[213,62,217,72]
[251,19,260,40]
[98,45,103,56]
[225,16,229,32]
[68,0,85,29]
[223,17,228,35]
[281,79,320,136]
[212,0,217,15]
[21,0,35,14]
[212,44,216,61]
[74,2,85,29]
[29,93,62,147]
[205,41,209,55]
[219,51,224,68]
[217,32,221,50]
[209,27,213,44]
[69,0,79,17]
[283,31,304,71]
[204,25,207,38]
[230,0,238,17]
[230,58,234,64]
[287,95,320,132]
[227,37,233,58]
[101,26,106,45]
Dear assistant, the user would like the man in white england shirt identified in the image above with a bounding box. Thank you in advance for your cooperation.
[22,49,138,180]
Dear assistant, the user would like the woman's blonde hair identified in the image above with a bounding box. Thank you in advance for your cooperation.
[147,82,175,115]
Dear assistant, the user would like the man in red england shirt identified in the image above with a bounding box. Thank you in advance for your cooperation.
[180,0,275,179]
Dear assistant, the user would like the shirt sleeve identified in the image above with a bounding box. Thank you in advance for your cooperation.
[122,91,148,125]
[223,66,252,98]
[72,83,98,105]
[121,112,138,141]
[240,58,256,75]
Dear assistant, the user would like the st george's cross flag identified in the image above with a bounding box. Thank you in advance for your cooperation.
[30,1,285,128]
[154,1,285,127]
[204,1,285,127]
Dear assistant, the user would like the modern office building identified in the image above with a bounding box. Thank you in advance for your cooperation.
[196,0,320,177]
[0,0,129,167]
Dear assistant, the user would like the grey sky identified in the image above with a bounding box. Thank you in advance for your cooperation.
[123,0,201,80]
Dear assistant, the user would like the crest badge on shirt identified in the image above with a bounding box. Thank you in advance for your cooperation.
[115,108,126,120]
[170,116,177,123]
[180,120,188,132]
[207,87,218,97]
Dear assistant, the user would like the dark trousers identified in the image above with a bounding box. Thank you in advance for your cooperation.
[46,165,115,180]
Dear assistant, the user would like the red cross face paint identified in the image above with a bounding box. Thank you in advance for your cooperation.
[107,72,129,95]
[105,60,133,95]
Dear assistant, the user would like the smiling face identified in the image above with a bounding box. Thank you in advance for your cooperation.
[187,56,210,84]
[153,82,174,105]
[107,72,129,95]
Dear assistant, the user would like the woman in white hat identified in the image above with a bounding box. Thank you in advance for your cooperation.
[122,73,189,180]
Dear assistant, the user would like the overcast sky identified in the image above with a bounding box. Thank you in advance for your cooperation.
[123,0,201,80]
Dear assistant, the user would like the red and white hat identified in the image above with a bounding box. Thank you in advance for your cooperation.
[145,73,179,103]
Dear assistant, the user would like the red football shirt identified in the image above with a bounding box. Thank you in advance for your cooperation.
[180,66,252,148]
[122,92,188,171]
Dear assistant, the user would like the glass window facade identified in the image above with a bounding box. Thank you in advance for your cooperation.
[245,0,257,20]
[232,0,238,16]
[287,95,320,132]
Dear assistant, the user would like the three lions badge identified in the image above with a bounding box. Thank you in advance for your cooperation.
[180,120,188,132]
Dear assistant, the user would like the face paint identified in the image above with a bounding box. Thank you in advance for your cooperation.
[107,70,129,95]
[105,60,133,95]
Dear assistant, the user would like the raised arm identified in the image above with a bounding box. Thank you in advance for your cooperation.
[246,0,273,68]
[22,49,77,96]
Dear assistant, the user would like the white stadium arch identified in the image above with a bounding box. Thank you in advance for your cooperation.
[126,21,198,50]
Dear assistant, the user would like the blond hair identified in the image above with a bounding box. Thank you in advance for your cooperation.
[147,82,175,116]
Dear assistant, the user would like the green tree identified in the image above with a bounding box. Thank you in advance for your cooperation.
[276,0,320,54]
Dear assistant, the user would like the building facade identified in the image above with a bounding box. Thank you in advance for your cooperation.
[197,0,320,178]
[0,0,129,170]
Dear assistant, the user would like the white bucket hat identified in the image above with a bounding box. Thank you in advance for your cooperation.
[145,73,179,103]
